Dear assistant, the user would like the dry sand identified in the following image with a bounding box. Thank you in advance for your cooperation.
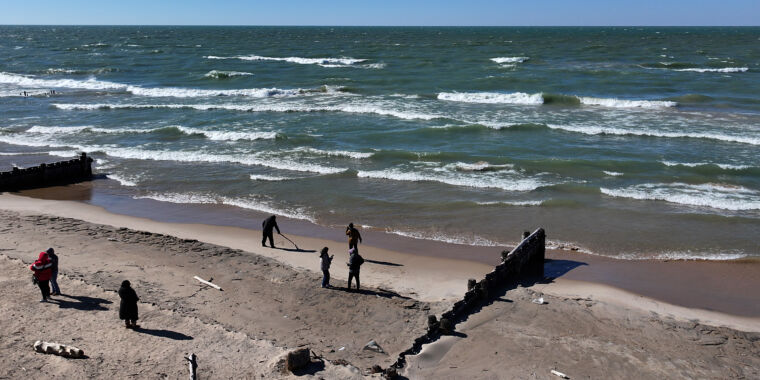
[1,193,759,379]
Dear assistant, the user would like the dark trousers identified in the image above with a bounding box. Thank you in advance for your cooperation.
[262,231,274,247]
[348,271,360,289]
[349,241,358,253]
[37,280,50,300]
[322,270,330,287]
[50,270,60,294]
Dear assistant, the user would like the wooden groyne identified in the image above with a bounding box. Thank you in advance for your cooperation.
[0,153,94,191]
[386,228,545,376]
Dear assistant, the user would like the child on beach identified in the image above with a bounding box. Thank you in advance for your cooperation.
[30,250,53,302]
[47,248,61,296]
[320,247,334,288]
[118,280,140,329]
[346,248,364,290]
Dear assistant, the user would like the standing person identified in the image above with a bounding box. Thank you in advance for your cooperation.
[30,251,53,302]
[346,223,363,253]
[319,247,334,288]
[47,248,61,296]
[261,215,281,248]
[118,280,140,329]
[346,248,364,290]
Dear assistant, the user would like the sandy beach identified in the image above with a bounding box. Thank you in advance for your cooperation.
[1,191,759,379]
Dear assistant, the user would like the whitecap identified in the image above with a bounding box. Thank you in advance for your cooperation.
[437,91,544,105]
[674,67,748,73]
[357,167,544,192]
[175,126,278,141]
[490,57,530,64]
[203,70,254,79]
[291,147,373,159]
[578,97,676,108]
[249,174,291,181]
[600,182,760,211]
[205,54,367,67]
[546,124,760,146]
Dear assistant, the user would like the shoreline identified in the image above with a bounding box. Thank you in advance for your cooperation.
[2,189,760,325]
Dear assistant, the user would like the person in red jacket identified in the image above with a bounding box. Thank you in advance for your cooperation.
[30,251,53,302]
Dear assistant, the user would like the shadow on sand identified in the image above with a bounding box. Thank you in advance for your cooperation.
[50,294,112,311]
[365,259,403,267]
[327,285,408,300]
[133,327,193,340]
[291,359,326,376]
[272,247,317,253]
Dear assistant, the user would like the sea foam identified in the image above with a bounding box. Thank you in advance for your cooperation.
[135,192,314,222]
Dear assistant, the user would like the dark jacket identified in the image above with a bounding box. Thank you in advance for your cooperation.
[262,216,280,234]
[320,254,333,272]
[347,252,364,273]
[118,284,139,320]
[48,252,59,272]
[30,252,53,281]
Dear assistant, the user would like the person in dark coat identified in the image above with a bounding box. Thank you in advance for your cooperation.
[47,248,61,296]
[346,248,364,290]
[346,223,362,253]
[261,215,281,248]
[118,280,139,328]
[30,251,53,302]
[319,247,334,288]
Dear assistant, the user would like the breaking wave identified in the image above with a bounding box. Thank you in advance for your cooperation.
[0,72,332,98]
[204,54,366,68]
[600,182,760,211]
[357,166,545,192]
[203,70,254,79]
[437,91,676,108]
[490,57,529,64]
[53,103,442,121]
[135,192,314,222]
[546,124,760,145]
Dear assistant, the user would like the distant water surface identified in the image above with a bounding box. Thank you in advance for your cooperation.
[1,26,759,260]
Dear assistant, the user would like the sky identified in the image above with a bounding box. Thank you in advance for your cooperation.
[1,0,758,26]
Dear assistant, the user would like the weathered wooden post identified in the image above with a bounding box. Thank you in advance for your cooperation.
[467,278,477,291]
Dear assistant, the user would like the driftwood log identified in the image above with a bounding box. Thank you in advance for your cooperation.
[194,276,223,291]
[185,353,198,380]
[33,340,84,358]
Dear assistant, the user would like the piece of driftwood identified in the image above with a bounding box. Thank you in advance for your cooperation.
[33,340,84,358]
[185,353,198,380]
[194,276,223,291]
[551,369,570,379]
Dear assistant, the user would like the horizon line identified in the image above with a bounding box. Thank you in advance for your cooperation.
[1,24,759,28]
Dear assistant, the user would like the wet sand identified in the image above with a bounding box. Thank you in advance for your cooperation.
[12,184,760,317]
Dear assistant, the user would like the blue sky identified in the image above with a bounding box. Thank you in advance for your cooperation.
[2,0,758,26]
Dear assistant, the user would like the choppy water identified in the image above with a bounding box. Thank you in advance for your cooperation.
[1,26,759,260]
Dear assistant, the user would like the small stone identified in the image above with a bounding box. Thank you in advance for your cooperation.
[363,340,386,354]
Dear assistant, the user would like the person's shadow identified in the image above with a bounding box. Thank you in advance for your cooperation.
[133,327,193,340]
[50,294,112,311]
[365,259,403,267]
